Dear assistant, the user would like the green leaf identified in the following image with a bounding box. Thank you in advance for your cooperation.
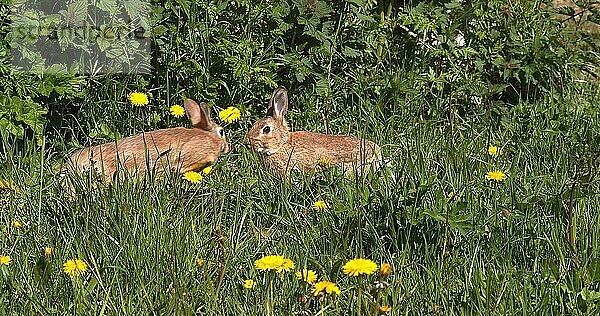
[61,0,88,24]
[0,118,25,137]
[123,0,147,21]
[355,12,376,23]
[94,0,118,14]
[342,46,361,58]
[97,36,111,51]
[346,0,366,7]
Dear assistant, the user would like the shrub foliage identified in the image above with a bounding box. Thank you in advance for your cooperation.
[0,0,597,144]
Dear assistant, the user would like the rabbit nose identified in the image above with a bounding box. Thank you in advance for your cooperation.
[243,138,250,148]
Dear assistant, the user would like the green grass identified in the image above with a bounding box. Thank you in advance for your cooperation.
[2,0,599,314]
[1,82,599,315]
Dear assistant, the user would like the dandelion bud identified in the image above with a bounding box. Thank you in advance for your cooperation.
[380,262,392,277]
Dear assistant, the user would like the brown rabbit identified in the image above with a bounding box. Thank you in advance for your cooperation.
[67,99,229,183]
[244,87,382,178]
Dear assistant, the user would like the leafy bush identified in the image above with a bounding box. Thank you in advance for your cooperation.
[0,0,597,146]
[151,0,597,131]
[0,0,84,144]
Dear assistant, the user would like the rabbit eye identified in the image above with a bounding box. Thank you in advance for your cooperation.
[262,126,271,134]
[219,129,224,137]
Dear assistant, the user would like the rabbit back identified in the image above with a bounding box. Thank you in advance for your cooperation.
[264,131,382,177]
[69,127,224,182]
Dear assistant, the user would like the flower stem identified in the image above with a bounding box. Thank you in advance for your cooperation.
[357,275,363,316]
[267,271,273,316]
[373,290,382,316]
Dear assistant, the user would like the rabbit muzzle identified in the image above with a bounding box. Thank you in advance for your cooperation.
[244,137,262,151]
[243,137,272,155]
[222,141,230,154]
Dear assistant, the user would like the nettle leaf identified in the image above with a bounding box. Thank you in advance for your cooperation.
[444,0,463,10]
[315,74,330,96]
[20,104,47,136]
[342,46,360,58]
[97,36,111,51]
[346,0,366,7]
[355,12,376,23]
[123,0,147,22]
[61,0,88,24]
[106,46,124,59]
[95,0,119,15]
[0,96,45,141]
[313,1,332,18]
[0,118,25,137]
[215,0,228,13]
[57,24,74,48]
[272,1,291,19]
[42,13,62,29]
[492,55,505,67]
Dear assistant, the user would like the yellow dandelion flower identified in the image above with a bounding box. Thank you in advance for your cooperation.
[202,166,212,175]
[255,255,284,271]
[254,255,295,273]
[12,220,22,229]
[380,262,392,277]
[243,279,256,289]
[183,171,203,184]
[44,247,53,257]
[128,92,149,106]
[0,179,19,193]
[195,258,205,267]
[296,269,318,284]
[488,146,499,156]
[281,258,295,272]
[312,281,340,296]
[218,106,241,123]
[170,104,185,117]
[380,305,392,312]
[312,200,327,211]
[342,258,378,276]
[318,156,331,167]
[485,170,506,182]
[63,258,87,277]
[0,255,11,266]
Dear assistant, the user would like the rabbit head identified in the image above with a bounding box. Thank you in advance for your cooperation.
[185,99,230,154]
[244,87,290,155]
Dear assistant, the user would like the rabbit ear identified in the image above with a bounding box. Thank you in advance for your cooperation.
[184,99,213,130]
[267,87,288,121]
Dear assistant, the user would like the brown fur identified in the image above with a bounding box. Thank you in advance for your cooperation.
[244,87,382,177]
[66,99,228,183]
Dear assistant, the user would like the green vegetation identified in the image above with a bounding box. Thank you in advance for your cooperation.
[1,0,600,314]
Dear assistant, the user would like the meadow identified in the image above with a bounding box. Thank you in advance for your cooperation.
[1,0,600,315]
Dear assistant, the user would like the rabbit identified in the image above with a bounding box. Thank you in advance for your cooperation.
[66,99,229,183]
[244,87,383,178]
